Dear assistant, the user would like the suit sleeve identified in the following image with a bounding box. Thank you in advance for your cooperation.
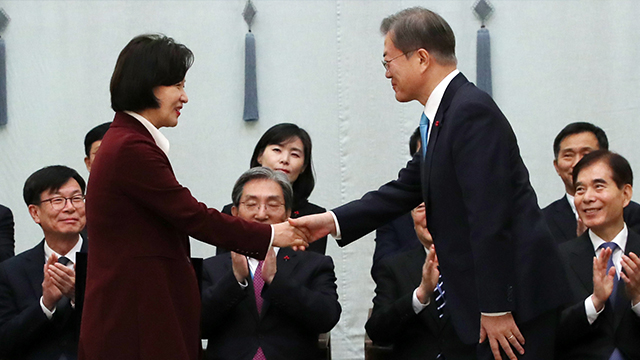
[448,97,518,312]
[0,207,14,262]
[261,255,341,333]
[113,138,271,259]
[365,257,424,344]
[0,262,72,357]
[333,155,423,246]
[200,258,249,338]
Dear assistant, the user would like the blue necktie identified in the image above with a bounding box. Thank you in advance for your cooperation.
[599,242,620,306]
[420,113,430,159]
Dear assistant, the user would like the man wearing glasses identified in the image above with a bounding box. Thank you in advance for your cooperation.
[0,165,87,360]
[200,167,341,360]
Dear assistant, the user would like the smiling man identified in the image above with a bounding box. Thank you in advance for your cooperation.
[291,7,568,360]
[556,150,640,359]
[0,165,87,360]
[543,122,640,244]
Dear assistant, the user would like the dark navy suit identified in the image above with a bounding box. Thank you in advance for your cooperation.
[0,238,87,360]
[332,73,569,357]
[0,205,14,262]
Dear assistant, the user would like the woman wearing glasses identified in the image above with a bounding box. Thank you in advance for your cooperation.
[78,35,307,360]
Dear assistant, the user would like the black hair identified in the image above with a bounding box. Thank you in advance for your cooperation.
[249,123,314,207]
[573,150,633,189]
[84,122,111,157]
[23,165,86,206]
[409,126,421,156]
[110,34,194,112]
[553,122,608,159]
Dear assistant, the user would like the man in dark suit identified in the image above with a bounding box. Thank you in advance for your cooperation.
[201,167,341,360]
[291,7,569,360]
[367,203,475,359]
[0,204,14,262]
[556,150,640,359]
[543,122,640,244]
[0,165,87,359]
[371,127,422,276]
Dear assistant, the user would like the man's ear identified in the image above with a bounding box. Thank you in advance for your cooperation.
[623,184,633,208]
[415,48,430,71]
[231,206,238,217]
[28,204,41,224]
[84,157,92,172]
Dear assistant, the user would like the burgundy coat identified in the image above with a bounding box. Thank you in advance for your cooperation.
[78,112,271,360]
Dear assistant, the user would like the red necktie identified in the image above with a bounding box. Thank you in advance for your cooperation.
[252,260,266,359]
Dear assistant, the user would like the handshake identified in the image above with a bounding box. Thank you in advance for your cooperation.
[271,212,336,250]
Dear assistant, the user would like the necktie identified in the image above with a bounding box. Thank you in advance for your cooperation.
[252,260,266,360]
[598,242,620,306]
[434,273,446,319]
[58,256,71,266]
[420,113,430,159]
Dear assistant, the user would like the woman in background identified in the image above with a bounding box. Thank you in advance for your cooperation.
[220,123,328,254]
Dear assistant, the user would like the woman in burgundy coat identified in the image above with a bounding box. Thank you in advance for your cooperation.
[78,34,307,360]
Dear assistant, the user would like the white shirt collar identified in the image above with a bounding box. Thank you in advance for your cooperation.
[588,223,628,254]
[565,193,578,219]
[423,69,460,122]
[43,235,83,265]
[124,111,171,155]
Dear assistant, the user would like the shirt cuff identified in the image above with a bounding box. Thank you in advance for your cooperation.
[481,312,510,317]
[40,296,55,320]
[412,288,430,314]
[585,295,604,324]
[632,299,640,318]
[329,211,341,239]
[268,225,275,248]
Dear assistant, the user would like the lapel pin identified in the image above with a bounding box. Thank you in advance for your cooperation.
[435,121,440,127]
[284,255,290,261]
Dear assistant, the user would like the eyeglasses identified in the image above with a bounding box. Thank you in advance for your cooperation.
[40,195,85,211]
[381,50,417,70]
[239,200,285,214]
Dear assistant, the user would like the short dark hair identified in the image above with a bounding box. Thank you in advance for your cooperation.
[231,167,294,212]
[84,122,111,157]
[573,150,632,189]
[249,123,315,206]
[23,165,86,206]
[553,122,608,159]
[409,126,421,156]
[380,7,457,65]
[110,34,194,112]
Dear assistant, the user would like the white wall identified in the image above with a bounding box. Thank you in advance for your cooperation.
[0,1,639,358]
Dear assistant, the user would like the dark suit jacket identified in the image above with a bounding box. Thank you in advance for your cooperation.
[333,73,569,344]
[218,199,328,255]
[366,247,475,360]
[371,212,421,277]
[556,230,640,359]
[0,238,88,360]
[543,196,640,244]
[79,112,272,360]
[201,247,341,360]
[0,205,14,262]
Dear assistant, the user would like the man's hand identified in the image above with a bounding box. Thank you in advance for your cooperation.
[48,260,76,302]
[621,252,640,306]
[272,221,309,250]
[415,245,439,304]
[261,247,277,284]
[411,203,432,248]
[288,212,336,243]
[592,247,615,311]
[42,254,63,311]
[231,251,249,283]
[479,313,525,360]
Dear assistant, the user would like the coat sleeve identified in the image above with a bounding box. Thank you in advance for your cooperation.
[112,137,271,259]
[365,256,424,344]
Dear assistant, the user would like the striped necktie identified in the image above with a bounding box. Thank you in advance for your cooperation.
[420,113,430,159]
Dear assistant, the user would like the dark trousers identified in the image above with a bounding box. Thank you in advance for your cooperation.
[476,310,558,360]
